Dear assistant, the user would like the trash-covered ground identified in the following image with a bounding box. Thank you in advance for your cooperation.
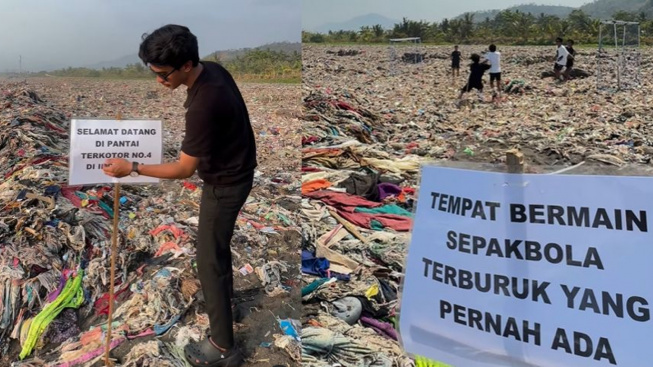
[300,44,653,366]
[0,77,302,366]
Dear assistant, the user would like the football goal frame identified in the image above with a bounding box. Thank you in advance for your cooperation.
[596,20,641,91]
[388,37,423,75]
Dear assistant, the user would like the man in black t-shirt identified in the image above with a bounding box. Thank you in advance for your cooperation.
[451,45,461,77]
[103,24,255,367]
[457,53,491,101]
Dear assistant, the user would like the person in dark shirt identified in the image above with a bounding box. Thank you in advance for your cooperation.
[102,24,255,367]
[451,45,461,77]
[457,53,491,101]
[564,39,576,80]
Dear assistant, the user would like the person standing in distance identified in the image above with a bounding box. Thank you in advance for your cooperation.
[563,39,576,80]
[102,24,256,367]
[484,44,502,99]
[451,45,461,78]
[554,37,570,82]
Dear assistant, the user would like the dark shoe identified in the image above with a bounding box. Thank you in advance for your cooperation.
[184,337,244,367]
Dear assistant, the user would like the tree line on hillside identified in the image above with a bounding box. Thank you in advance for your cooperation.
[303,9,653,45]
[204,49,301,80]
[31,49,301,81]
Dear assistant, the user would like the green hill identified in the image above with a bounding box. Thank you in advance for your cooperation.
[458,0,653,22]
[579,0,649,19]
[458,4,575,23]
[204,42,301,63]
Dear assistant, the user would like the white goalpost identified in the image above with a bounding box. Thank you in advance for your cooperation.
[388,37,423,75]
[596,20,641,91]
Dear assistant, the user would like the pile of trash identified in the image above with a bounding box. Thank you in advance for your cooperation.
[1,78,302,366]
[303,45,653,168]
[300,86,420,366]
[326,50,362,57]
[401,53,425,64]
[301,44,653,366]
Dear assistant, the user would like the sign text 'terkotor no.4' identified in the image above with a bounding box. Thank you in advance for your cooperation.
[69,119,163,185]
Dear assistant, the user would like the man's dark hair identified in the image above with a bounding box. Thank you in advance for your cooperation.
[139,24,199,68]
[470,53,480,63]
[567,39,574,45]
[556,37,563,43]
[489,44,496,52]
[454,45,459,48]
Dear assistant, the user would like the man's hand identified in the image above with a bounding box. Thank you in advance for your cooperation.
[101,152,198,180]
[103,158,131,178]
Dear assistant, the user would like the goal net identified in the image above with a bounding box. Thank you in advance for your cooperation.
[597,20,641,91]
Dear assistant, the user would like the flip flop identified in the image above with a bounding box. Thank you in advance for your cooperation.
[184,337,244,367]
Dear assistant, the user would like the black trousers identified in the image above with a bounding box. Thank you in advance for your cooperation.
[197,178,252,349]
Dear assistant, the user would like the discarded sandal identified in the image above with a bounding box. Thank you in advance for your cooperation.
[184,338,244,367]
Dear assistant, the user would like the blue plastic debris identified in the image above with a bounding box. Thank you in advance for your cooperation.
[278,318,300,341]
[153,313,181,335]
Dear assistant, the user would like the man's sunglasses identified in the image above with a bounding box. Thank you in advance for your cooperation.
[150,67,178,82]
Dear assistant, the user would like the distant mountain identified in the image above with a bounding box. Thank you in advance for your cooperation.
[83,54,141,70]
[312,13,399,33]
[642,0,653,16]
[579,0,649,19]
[80,42,301,71]
[454,0,653,22]
[253,41,301,54]
[204,42,301,62]
[33,63,64,73]
[455,5,576,22]
[307,1,653,37]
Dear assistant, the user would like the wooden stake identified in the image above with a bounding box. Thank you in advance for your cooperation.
[104,112,122,366]
[506,149,524,174]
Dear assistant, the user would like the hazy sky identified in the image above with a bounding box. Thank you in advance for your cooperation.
[303,0,593,31]
[0,0,300,72]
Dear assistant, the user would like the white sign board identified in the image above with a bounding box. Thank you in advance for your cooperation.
[69,119,163,185]
[400,166,653,367]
